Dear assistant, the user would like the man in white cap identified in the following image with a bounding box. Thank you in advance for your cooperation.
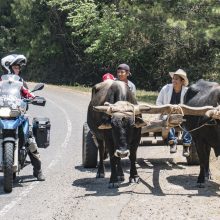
[156,69,192,157]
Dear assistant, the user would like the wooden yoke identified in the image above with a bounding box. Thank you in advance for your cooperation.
[93,101,220,139]
[141,114,184,140]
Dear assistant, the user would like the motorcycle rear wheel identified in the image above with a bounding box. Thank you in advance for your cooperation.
[3,142,14,193]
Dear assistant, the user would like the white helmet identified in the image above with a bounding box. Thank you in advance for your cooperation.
[1,54,27,74]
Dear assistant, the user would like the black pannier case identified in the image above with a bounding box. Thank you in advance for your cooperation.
[32,117,51,148]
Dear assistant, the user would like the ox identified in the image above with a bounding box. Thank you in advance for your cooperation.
[184,79,220,187]
[87,80,145,188]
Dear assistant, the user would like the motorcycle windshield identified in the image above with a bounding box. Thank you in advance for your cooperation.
[0,75,26,111]
[1,74,21,82]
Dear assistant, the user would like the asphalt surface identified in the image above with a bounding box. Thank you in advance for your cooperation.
[0,84,91,219]
[0,84,220,220]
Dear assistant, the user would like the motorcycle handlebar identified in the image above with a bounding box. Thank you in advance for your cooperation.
[24,96,46,106]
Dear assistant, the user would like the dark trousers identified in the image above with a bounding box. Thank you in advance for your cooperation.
[28,150,41,174]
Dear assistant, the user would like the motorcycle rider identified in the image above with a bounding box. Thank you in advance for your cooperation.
[1,54,28,88]
[1,54,45,181]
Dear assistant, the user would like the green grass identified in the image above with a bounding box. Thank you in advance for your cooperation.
[72,85,92,93]
[60,84,92,93]
[57,84,158,104]
[136,90,158,104]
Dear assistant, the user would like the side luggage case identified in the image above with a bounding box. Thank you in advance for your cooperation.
[33,117,51,148]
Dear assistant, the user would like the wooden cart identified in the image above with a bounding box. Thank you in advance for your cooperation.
[139,114,199,165]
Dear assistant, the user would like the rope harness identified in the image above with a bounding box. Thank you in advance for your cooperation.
[168,105,218,133]
[178,118,217,133]
[163,105,217,133]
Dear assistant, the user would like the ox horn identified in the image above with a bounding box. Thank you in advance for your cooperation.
[93,106,110,113]
[138,104,215,116]
[93,104,141,115]
[205,109,220,119]
[206,110,214,118]
[138,104,175,114]
[179,104,214,116]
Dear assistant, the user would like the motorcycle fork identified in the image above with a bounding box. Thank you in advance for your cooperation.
[18,126,28,171]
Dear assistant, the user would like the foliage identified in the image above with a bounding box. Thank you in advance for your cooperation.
[0,0,220,90]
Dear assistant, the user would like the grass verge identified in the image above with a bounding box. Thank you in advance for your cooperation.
[51,84,158,104]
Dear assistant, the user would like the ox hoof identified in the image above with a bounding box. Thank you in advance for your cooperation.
[117,175,125,182]
[108,182,119,188]
[96,173,105,178]
[129,176,140,183]
[205,176,212,181]
[197,182,205,188]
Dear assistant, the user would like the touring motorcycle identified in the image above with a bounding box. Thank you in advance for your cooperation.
[0,74,46,193]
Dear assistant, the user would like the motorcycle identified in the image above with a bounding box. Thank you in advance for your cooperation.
[0,74,46,193]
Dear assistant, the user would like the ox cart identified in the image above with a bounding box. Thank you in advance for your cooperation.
[82,103,216,168]
[139,116,199,165]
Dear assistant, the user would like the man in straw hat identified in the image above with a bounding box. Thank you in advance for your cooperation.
[156,69,192,157]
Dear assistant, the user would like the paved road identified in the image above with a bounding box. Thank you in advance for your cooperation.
[0,84,220,220]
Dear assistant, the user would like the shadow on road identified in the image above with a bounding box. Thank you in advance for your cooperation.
[74,162,123,197]
[72,177,123,197]
[73,157,182,197]
[137,157,184,196]
[74,157,220,198]
[0,175,38,195]
[167,174,220,197]
[14,174,38,183]
[137,157,220,197]
[74,159,139,197]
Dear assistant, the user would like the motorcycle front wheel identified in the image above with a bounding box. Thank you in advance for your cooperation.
[3,142,14,193]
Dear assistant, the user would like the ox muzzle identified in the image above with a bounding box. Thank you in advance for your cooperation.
[114,149,130,158]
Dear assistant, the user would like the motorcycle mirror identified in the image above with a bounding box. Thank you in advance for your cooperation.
[31,83,44,93]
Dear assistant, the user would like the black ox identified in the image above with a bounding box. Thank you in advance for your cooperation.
[184,79,220,187]
[87,80,145,188]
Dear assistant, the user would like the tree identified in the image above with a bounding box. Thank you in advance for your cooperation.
[0,0,219,89]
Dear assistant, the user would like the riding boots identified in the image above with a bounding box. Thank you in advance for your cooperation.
[28,137,45,181]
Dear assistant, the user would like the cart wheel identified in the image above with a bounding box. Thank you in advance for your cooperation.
[186,141,199,165]
[82,122,98,168]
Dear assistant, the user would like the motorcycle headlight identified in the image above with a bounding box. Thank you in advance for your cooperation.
[0,107,11,117]
[10,109,20,117]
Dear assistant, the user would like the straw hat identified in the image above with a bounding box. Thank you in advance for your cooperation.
[169,69,189,86]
